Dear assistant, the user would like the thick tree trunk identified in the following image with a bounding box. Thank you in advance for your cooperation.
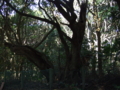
[61,2,87,83]
[63,24,86,83]
[69,42,81,70]
[63,52,81,83]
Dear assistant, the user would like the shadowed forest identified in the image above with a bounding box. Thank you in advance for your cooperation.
[0,0,120,90]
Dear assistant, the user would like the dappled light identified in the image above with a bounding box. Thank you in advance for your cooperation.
[0,0,120,90]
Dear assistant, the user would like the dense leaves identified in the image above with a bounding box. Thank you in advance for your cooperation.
[0,0,120,90]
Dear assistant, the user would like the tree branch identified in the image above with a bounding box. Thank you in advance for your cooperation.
[61,30,72,42]
[60,22,69,26]
[4,0,56,26]
[88,8,95,16]
[61,0,77,23]
[48,0,71,22]
[34,26,55,48]
[38,0,53,21]
[56,24,70,58]
[4,42,54,70]
[78,1,87,23]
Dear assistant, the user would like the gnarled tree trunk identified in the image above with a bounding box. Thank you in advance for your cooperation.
[58,2,87,83]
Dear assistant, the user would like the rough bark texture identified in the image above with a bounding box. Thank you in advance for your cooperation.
[60,2,88,83]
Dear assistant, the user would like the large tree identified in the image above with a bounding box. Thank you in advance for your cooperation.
[2,0,87,82]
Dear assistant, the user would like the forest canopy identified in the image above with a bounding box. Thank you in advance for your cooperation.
[0,0,120,90]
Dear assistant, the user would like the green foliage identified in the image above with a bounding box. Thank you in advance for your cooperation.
[112,38,120,52]
[96,0,103,4]
[1,1,120,89]
[102,41,111,55]
[98,4,119,20]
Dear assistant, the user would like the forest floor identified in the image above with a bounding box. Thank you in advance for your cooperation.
[2,73,120,90]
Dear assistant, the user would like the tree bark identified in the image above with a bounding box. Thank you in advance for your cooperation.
[60,2,87,83]
[96,31,103,77]
[4,0,88,83]
[4,42,54,70]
